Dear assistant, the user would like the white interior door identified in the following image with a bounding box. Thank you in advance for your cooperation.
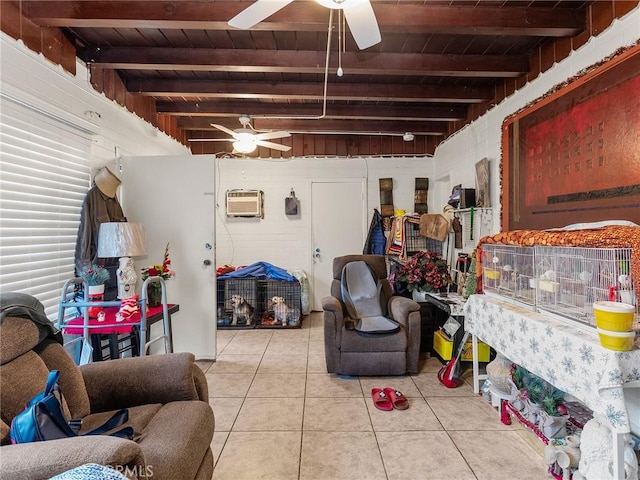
[310,179,366,311]
[120,155,216,360]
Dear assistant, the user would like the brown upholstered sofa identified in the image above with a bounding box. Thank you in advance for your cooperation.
[0,293,214,480]
[322,254,421,376]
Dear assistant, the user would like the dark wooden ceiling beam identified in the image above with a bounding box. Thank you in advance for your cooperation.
[178,117,449,136]
[24,1,584,37]
[161,101,466,121]
[81,48,528,77]
[126,78,493,104]
[252,118,448,136]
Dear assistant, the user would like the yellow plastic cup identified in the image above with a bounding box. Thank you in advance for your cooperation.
[485,269,500,280]
[593,301,635,332]
[596,328,636,351]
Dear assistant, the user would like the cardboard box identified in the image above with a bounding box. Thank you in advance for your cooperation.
[433,329,490,362]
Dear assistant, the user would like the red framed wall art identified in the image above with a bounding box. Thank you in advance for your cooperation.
[502,43,640,231]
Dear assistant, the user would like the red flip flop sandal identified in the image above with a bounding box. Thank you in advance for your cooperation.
[383,387,409,410]
[371,388,393,411]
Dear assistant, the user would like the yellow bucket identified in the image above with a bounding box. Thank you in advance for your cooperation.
[596,328,636,351]
[593,301,635,332]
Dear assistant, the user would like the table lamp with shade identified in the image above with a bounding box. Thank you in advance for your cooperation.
[97,222,147,298]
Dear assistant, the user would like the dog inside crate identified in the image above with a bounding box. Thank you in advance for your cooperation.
[259,280,301,327]
[217,278,258,327]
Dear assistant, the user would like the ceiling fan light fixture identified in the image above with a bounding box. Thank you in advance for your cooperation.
[233,139,257,154]
[235,131,255,142]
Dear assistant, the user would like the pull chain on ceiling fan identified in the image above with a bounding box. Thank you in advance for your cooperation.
[337,9,344,77]
[228,0,381,50]
[193,1,386,153]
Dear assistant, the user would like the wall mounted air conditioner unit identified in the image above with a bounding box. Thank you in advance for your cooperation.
[226,189,264,218]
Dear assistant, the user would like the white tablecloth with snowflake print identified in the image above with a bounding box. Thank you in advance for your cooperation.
[464,294,640,433]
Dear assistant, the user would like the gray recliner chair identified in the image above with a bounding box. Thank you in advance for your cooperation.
[322,255,421,376]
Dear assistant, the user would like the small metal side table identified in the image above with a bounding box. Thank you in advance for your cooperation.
[423,292,467,358]
[63,304,179,361]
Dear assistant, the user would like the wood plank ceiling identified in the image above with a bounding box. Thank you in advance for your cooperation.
[19,0,593,157]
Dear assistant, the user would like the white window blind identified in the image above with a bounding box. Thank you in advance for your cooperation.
[0,97,92,319]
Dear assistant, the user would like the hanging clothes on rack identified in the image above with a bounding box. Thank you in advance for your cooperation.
[74,167,127,300]
[385,216,407,260]
[363,208,386,255]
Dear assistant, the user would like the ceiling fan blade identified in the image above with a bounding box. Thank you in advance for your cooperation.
[343,1,381,50]
[228,0,295,30]
[255,140,291,152]
[254,130,291,141]
[210,123,239,138]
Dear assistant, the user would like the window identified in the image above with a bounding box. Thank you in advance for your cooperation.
[0,97,92,319]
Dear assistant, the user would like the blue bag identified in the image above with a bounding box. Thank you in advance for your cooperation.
[10,370,133,444]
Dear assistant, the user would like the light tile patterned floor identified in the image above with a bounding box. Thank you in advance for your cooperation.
[198,312,548,480]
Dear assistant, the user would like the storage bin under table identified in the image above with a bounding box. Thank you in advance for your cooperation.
[432,329,490,362]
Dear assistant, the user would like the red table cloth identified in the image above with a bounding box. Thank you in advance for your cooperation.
[64,305,171,335]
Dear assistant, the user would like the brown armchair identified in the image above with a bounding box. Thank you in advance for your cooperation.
[322,255,421,376]
[0,293,214,480]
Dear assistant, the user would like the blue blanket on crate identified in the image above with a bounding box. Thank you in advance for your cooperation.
[219,262,296,282]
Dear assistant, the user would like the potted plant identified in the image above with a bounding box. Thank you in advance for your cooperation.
[141,243,175,307]
[396,250,452,301]
[509,364,529,412]
[522,375,546,424]
[517,369,568,438]
[539,386,569,439]
[79,264,110,317]
[79,263,110,288]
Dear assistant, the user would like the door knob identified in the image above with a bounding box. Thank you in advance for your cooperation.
[203,259,212,267]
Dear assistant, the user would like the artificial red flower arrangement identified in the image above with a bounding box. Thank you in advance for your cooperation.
[141,243,175,281]
[396,250,452,292]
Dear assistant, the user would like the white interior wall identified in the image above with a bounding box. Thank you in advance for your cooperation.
[0,33,189,173]
[431,6,640,235]
[214,156,436,273]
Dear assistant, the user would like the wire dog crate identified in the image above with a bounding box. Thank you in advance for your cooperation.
[216,277,303,329]
[216,277,259,328]
[481,244,536,306]
[257,279,302,328]
[534,246,637,327]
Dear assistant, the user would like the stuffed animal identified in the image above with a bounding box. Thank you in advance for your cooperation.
[575,415,638,480]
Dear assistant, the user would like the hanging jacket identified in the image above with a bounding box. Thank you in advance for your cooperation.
[363,208,386,255]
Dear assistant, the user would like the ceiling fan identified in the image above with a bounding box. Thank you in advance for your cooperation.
[228,0,381,50]
[190,115,291,154]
